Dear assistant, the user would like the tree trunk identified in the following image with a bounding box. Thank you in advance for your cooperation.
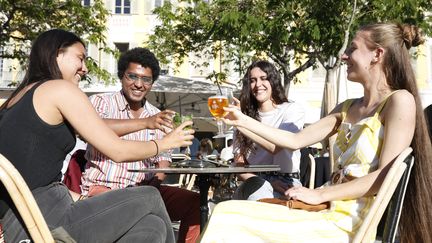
[283,73,291,98]
[321,63,340,171]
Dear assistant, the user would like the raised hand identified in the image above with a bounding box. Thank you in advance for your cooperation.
[221,105,247,127]
[162,121,195,149]
[145,109,176,131]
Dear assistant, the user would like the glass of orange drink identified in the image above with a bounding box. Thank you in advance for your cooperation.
[208,88,231,138]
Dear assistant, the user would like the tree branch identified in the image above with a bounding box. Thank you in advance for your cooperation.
[8,35,29,42]
[333,0,358,69]
[287,58,316,80]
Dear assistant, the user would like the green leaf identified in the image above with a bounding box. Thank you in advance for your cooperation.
[0,0,114,84]
[146,0,432,94]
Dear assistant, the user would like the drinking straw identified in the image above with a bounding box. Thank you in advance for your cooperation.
[212,70,223,95]
[216,81,222,95]
[178,95,182,115]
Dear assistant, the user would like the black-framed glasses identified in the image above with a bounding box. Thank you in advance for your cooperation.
[125,73,153,85]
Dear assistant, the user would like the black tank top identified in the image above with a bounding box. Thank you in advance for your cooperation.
[0,82,76,217]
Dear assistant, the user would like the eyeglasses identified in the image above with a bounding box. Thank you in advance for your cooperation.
[125,73,153,85]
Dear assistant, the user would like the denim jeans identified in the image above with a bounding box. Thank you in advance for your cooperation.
[1,182,174,243]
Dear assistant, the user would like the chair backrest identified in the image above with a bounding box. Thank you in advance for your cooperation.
[307,154,315,189]
[352,147,413,243]
[0,154,55,243]
[300,148,331,189]
[163,153,191,188]
[380,149,414,243]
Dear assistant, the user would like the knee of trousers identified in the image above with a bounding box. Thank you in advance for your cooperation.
[122,186,165,207]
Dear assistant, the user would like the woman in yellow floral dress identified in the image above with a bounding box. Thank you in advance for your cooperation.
[200,22,432,243]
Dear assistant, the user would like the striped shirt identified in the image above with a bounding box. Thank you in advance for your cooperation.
[81,91,171,193]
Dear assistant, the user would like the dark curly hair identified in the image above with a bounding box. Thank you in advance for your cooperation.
[117,47,160,81]
[235,60,288,159]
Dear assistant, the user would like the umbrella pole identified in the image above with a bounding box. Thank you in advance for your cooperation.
[179,96,182,115]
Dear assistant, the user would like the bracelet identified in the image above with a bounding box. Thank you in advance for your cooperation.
[78,195,87,201]
[150,140,159,156]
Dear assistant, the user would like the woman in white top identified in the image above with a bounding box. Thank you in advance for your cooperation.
[233,60,305,200]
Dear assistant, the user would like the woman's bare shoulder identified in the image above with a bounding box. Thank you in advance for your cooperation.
[39,79,79,89]
[387,90,415,110]
[381,89,415,123]
[392,89,414,99]
[37,80,84,99]
[34,80,89,115]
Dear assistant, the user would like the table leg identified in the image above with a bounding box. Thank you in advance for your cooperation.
[196,174,211,232]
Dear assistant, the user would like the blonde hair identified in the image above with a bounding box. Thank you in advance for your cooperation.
[360,23,432,243]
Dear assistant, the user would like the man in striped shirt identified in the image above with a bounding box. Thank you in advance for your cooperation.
[81,47,200,243]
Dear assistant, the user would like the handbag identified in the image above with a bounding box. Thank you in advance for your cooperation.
[257,198,330,212]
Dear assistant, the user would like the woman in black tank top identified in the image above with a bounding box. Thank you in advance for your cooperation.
[0,29,194,242]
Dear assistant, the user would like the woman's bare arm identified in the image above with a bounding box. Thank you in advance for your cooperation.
[235,127,282,153]
[222,105,342,150]
[34,80,193,162]
[286,91,415,204]
[235,105,305,154]
[102,113,174,136]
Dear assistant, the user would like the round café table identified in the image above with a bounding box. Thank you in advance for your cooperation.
[129,165,280,231]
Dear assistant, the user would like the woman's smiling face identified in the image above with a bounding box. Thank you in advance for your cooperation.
[342,31,378,83]
[56,42,88,85]
[250,67,273,106]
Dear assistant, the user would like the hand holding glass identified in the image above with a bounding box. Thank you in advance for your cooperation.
[173,113,193,130]
[208,88,233,138]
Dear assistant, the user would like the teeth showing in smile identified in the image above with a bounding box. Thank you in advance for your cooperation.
[132,90,143,95]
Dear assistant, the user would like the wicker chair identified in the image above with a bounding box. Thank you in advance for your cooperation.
[0,154,55,243]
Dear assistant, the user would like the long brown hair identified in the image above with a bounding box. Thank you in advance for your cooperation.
[361,23,432,242]
[235,60,288,159]
[0,29,85,110]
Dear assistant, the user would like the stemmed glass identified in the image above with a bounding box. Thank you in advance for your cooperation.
[208,88,233,138]
[225,88,235,133]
